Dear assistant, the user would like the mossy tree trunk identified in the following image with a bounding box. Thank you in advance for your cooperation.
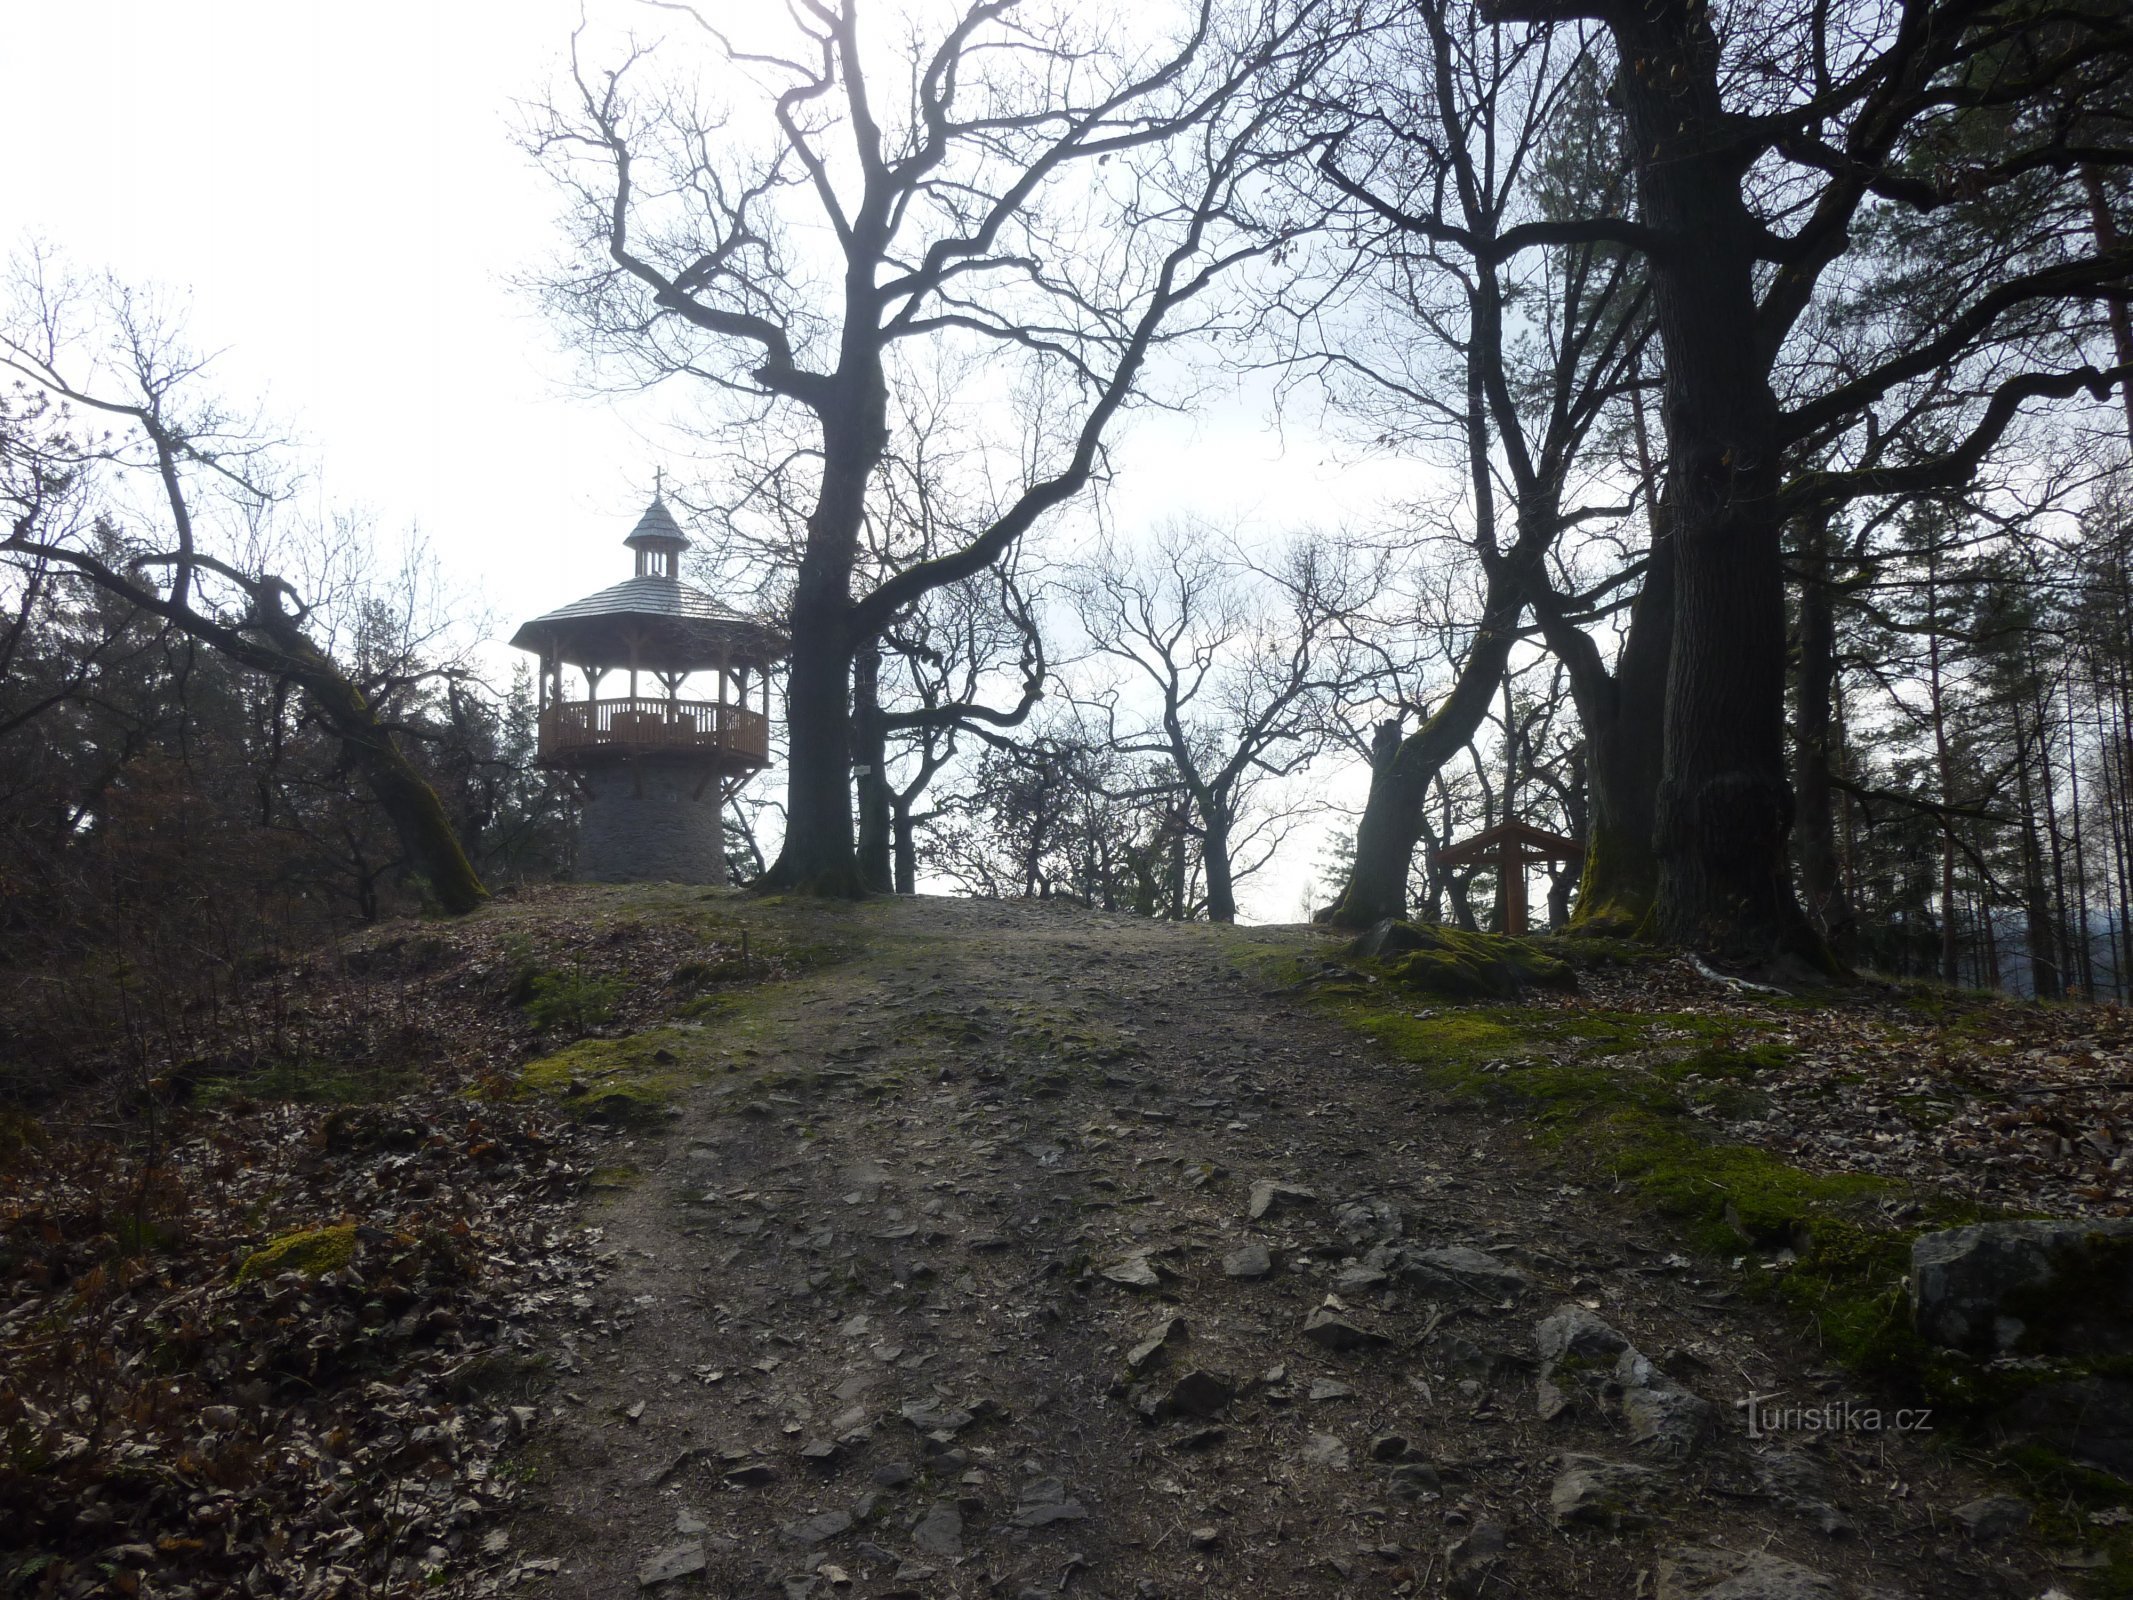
[273,631,489,917]
[1529,515,1671,935]
[1594,0,1822,963]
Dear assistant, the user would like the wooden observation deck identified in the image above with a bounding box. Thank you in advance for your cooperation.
[537,697,771,765]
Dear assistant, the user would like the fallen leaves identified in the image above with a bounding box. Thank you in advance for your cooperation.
[0,1075,602,1600]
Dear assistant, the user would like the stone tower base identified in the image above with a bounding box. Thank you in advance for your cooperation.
[575,759,728,884]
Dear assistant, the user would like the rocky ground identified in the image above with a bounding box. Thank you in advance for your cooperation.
[496,894,2099,1600]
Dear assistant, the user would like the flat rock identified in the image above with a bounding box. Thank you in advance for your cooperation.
[911,1500,963,1558]
[1549,1455,1665,1530]
[1385,1461,1441,1499]
[1126,1314,1186,1374]
[1302,1304,1390,1351]
[1300,1431,1351,1468]
[1100,1254,1163,1290]
[1535,1306,1631,1365]
[1446,1520,1507,1599]
[1249,1179,1317,1220]
[1223,1243,1273,1278]
[637,1541,707,1588]
[900,1398,974,1434]
[1911,1219,2133,1356]
[1751,1448,1836,1509]
[1951,1494,2032,1542]
[1655,1547,1843,1600]
[1335,1199,1402,1246]
[1623,1378,1717,1460]
[1009,1479,1088,1527]
[780,1509,853,1545]
[1162,1368,1238,1418]
[1400,1245,1530,1297]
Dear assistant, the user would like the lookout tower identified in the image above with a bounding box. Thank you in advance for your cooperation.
[510,493,788,884]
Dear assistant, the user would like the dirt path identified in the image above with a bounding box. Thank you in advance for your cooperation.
[510,897,2044,1600]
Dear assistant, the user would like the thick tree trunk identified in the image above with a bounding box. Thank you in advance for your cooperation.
[1794,515,1857,955]
[853,644,894,895]
[1203,809,1236,924]
[892,802,918,895]
[760,359,887,897]
[769,608,866,896]
[1606,0,1821,965]
[1517,367,1670,934]
[1587,540,1669,931]
[1324,572,1524,928]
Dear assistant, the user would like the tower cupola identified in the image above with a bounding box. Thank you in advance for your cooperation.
[623,492,690,579]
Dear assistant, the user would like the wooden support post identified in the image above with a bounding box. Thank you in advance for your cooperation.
[1502,841,1528,936]
[718,644,733,751]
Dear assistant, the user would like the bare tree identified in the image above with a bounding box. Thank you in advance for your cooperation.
[529,0,1331,894]
[0,259,487,915]
[1303,3,1652,928]
[1071,524,1369,920]
[855,561,1046,892]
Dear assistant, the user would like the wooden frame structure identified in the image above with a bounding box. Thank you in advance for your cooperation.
[1429,819,1585,935]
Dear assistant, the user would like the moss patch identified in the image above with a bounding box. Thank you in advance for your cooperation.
[1999,1447,2133,1594]
[0,1109,50,1167]
[520,970,625,1033]
[515,1027,708,1123]
[197,1058,419,1107]
[235,1222,358,1284]
[1348,922,1576,999]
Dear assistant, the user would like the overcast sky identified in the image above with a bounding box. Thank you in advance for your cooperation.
[0,0,1433,919]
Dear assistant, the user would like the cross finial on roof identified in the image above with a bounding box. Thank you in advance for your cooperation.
[654,466,665,500]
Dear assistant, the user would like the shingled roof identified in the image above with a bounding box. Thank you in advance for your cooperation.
[622,496,689,552]
[508,497,788,672]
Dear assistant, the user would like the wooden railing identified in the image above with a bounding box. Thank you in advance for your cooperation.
[538,698,770,764]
